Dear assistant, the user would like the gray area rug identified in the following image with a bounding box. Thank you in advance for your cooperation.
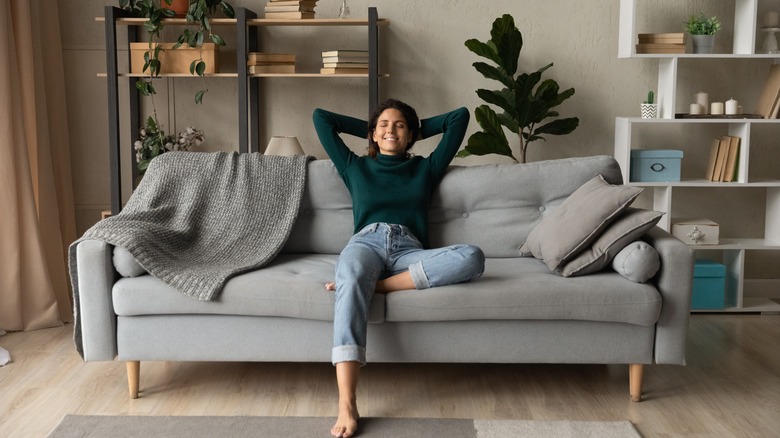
[48,415,642,438]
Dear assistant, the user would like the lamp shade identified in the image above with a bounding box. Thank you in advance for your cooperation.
[265,136,305,156]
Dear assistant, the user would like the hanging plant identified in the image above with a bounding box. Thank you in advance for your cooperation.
[118,0,235,104]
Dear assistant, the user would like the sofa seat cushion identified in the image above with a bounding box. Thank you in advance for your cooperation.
[112,254,386,323]
[385,258,661,326]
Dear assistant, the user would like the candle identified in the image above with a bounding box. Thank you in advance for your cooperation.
[689,103,702,115]
[765,11,780,28]
[725,98,739,115]
[711,102,725,115]
[695,91,709,115]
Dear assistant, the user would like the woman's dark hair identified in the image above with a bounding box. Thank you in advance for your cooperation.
[367,98,420,158]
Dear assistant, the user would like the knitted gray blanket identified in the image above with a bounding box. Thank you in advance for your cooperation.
[68,152,310,356]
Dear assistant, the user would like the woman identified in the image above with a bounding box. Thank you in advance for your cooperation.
[313,99,485,438]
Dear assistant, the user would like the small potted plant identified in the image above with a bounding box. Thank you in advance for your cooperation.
[641,90,657,119]
[685,12,721,54]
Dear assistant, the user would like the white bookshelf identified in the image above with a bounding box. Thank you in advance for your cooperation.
[616,0,780,313]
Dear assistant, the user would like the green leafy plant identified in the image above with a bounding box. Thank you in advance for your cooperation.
[118,1,231,176]
[685,12,721,35]
[644,90,655,104]
[457,14,579,164]
[134,116,204,175]
[118,0,234,104]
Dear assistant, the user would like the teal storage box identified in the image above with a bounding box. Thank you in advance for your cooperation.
[630,149,683,182]
[691,259,726,309]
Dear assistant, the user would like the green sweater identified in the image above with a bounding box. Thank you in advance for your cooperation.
[312,107,469,247]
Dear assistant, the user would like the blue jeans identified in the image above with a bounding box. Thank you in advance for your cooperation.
[332,222,485,365]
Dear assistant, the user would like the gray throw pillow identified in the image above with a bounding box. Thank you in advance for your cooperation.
[519,174,643,270]
[113,246,147,278]
[611,240,660,283]
[560,208,664,277]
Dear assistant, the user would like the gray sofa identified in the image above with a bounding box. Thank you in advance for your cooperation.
[73,155,693,402]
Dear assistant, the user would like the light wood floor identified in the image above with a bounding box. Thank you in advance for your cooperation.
[1,315,779,437]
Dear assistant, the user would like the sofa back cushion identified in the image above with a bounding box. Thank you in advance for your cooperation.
[282,155,623,257]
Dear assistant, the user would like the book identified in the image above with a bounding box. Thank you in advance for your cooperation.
[264,11,315,19]
[635,44,686,54]
[322,57,370,64]
[265,5,316,13]
[704,138,720,181]
[721,136,741,182]
[638,32,685,44]
[321,50,369,59]
[320,67,369,74]
[755,64,780,118]
[248,52,296,64]
[322,62,369,69]
[249,64,296,74]
[710,136,730,182]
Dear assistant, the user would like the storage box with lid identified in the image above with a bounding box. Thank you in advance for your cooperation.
[630,149,683,182]
[691,259,726,310]
[672,218,720,245]
[130,43,218,75]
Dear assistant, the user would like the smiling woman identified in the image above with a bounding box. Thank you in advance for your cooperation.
[313,100,485,438]
[368,100,420,158]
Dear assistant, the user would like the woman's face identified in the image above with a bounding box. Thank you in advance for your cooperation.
[372,108,410,156]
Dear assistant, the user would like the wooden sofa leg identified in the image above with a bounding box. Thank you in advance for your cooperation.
[127,361,140,399]
[629,363,643,402]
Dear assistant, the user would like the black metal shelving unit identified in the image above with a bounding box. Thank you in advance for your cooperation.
[103,6,384,215]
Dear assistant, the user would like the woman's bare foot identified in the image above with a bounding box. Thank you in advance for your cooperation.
[331,401,359,438]
[325,271,416,294]
[332,361,360,437]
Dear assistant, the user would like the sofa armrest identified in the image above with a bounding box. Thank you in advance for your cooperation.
[643,226,694,365]
[76,239,118,361]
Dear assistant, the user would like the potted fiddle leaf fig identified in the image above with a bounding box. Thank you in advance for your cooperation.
[457,14,579,164]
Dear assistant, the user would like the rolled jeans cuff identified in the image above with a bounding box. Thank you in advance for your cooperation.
[332,345,366,366]
[408,260,430,289]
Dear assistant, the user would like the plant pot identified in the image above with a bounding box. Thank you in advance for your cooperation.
[691,34,715,54]
[641,103,658,119]
[167,0,190,17]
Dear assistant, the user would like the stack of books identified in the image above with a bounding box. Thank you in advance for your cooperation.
[636,32,686,54]
[264,0,317,19]
[247,52,296,74]
[704,135,740,182]
[320,50,369,74]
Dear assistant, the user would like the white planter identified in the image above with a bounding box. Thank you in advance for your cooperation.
[640,103,657,119]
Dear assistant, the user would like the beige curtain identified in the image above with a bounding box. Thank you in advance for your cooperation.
[0,0,76,331]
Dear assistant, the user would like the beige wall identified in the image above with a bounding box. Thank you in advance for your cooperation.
[60,0,779,280]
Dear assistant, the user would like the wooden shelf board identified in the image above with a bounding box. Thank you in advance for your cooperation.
[250,73,389,78]
[248,18,389,26]
[98,73,388,78]
[96,17,237,25]
[98,73,238,78]
[96,17,390,27]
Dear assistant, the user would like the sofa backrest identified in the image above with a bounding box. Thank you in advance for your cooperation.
[282,155,623,257]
